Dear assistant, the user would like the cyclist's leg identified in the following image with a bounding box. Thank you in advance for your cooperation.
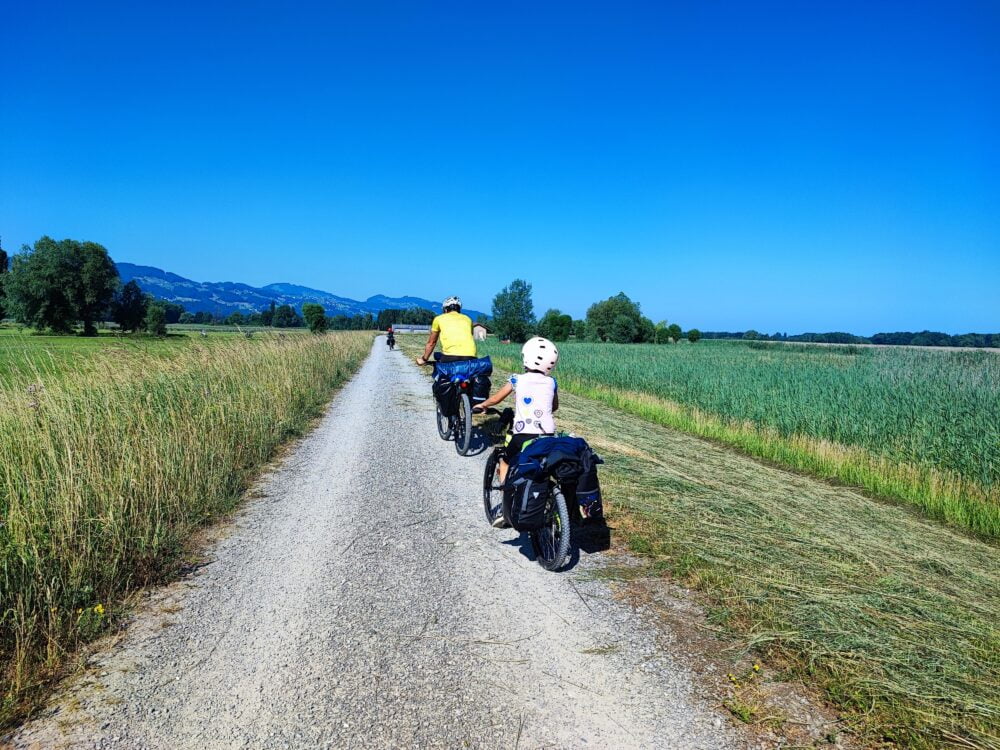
[499,431,523,484]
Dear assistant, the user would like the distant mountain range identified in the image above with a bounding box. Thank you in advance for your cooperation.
[116,263,484,318]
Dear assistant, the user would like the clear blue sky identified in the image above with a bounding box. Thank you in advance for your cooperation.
[2,1,997,334]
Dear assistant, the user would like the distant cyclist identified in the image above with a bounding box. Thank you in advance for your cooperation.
[415,296,476,365]
[386,326,396,350]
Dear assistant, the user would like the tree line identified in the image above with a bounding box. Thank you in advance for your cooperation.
[489,279,700,344]
[0,236,384,336]
[484,278,998,349]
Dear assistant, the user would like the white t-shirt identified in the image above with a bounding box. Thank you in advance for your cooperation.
[509,372,557,435]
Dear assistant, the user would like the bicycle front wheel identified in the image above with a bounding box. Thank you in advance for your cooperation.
[436,399,452,440]
[455,392,473,455]
[530,487,570,571]
[483,448,505,525]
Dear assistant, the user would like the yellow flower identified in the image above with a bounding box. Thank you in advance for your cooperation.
[94,603,105,616]
[753,664,760,672]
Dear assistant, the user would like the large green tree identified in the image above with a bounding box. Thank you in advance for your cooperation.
[111,281,148,332]
[491,279,535,343]
[144,302,168,336]
[302,303,328,333]
[5,237,120,334]
[537,309,572,342]
[77,242,120,335]
[584,292,654,343]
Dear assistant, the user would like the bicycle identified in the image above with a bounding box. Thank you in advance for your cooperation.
[479,408,571,571]
[419,357,491,456]
[386,334,396,350]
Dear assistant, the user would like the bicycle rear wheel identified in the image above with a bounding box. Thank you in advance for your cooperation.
[455,392,473,455]
[483,448,506,524]
[530,487,570,571]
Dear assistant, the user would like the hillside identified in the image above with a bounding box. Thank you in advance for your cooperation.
[116,263,484,318]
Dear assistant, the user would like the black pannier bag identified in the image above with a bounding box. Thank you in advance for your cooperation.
[471,374,491,405]
[507,478,551,532]
[572,458,602,507]
[432,357,493,413]
[432,377,458,416]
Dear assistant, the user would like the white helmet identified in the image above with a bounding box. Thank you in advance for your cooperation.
[442,296,462,311]
[522,336,559,374]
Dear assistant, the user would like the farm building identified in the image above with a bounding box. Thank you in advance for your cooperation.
[393,324,431,334]
[473,323,490,341]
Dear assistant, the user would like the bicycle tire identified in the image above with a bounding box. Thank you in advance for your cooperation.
[483,448,504,525]
[435,399,452,440]
[530,487,570,571]
[455,392,473,455]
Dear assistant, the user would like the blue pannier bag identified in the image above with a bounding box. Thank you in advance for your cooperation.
[433,357,493,410]
[511,435,604,510]
[432,356,492,382]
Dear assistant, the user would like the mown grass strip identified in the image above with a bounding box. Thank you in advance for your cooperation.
[0,331,373,726]
[482,345,999,540]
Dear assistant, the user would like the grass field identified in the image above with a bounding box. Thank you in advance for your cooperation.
[480,339,1000,539]
[0,325,310,379]
[0,328,372,726]
[552,388,1000,749]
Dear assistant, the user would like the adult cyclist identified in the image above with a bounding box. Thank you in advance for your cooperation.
[415,296,477,365]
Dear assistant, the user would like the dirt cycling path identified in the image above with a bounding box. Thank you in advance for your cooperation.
[7,339,743,749]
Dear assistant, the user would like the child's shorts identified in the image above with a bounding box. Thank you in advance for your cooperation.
[504,432,554,464]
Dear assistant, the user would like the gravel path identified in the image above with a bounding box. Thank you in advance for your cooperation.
[8,339,743,750]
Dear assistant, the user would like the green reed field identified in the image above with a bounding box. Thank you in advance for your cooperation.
[0,329,372,725]
[481,339,1000,538]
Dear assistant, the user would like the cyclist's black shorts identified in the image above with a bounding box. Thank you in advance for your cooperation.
[434,353,477,363]
[505,432,554,464]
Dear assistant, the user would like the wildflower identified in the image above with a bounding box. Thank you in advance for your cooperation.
[94,603,105,616]
[753,664,760,672]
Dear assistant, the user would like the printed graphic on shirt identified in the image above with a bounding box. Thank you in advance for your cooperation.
[509,371,557,435]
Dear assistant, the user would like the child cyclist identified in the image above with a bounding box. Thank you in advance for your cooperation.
[473,337,560,527]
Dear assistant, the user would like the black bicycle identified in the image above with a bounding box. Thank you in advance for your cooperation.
[435,376,474,455]
[421,358,491,456]
[386,333,395,350]
[480,408,571,571]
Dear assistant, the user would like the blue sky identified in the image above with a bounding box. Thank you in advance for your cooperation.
[2,1,997,334]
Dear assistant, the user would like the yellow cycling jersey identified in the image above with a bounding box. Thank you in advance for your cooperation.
[431,311,476,356]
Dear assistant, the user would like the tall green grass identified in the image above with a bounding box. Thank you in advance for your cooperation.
[482,340,1000,538]
[0,331,372,725]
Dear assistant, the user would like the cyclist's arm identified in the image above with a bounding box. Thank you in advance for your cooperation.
[477,382,513,411]
[417,330,440,364]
